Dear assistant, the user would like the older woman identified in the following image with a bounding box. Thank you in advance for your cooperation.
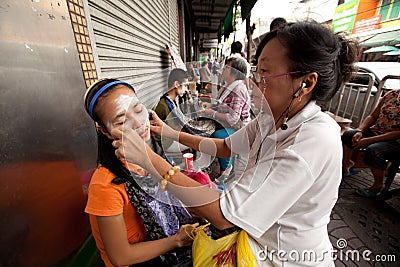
[200,56,251,178]
[112,21,358,266]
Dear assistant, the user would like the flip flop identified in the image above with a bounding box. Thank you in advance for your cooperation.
[355,188,381,198]
[342,169,360,177]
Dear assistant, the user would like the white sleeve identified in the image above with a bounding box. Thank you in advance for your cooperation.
[220,149,315,238]
[225,112,273,155]
[224,123,252,154]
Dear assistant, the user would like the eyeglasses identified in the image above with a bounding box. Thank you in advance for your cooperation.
[252,70,304,83]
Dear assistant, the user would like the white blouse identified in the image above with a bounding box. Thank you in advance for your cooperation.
[221,101,341,266]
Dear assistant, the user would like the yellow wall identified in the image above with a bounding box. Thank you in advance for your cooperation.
[381,17,400,28]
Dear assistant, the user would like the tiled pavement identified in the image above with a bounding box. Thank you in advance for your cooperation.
[329,170,399,266]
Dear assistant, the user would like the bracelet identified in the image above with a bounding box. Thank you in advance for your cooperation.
[160,165,180,192]
[356,129,363,133]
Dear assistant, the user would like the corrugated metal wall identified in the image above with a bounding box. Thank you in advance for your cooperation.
[83,0,180,109]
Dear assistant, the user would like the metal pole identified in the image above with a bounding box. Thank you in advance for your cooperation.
[246,14,251,63]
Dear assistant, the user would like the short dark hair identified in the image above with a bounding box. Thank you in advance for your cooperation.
[168,68,188,89]
[255,21,359,101]
[225,57,247,80]
[231,41,243,54]
[270,17,287,31]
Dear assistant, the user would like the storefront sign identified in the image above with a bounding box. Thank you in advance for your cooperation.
[202,39,219,48]
[353,15,381,34]
[332,0,359,33]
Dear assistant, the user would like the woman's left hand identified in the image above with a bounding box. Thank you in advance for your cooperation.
[173,223,199,247]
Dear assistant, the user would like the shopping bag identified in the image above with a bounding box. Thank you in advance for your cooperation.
[192,224,238,267]
[183,169,218,189]
[236,230,258,267]
[191,224,258,267]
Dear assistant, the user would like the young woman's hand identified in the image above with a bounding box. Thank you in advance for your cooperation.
[172,223,199,248]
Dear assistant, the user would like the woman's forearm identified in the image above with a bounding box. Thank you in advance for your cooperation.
[358,115,376,132]
[146,150,234,229]
[98,215,183,267]
[113,237,180,266]
[367,130,400,143]
[213,111,229,124]
[167,130,232,158]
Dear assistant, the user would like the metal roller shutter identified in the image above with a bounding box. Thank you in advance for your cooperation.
[84,0,180,109]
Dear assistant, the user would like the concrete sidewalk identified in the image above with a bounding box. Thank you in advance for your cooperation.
[328,169,399,266]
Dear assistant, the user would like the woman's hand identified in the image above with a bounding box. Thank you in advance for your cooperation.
[172,223,199,247]
[351,131,363,146]
[199,108,215,117]
[111,126,153,169]
[199,101,212,110]
[353,137,373,150]
[149,110,177,140]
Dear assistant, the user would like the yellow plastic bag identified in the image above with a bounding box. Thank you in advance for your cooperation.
[191,224,258,267]
[236,230,258,267]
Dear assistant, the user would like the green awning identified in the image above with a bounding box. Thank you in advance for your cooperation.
[218,0,258,41]
[359,30,400,46]
[240,0,257,20]
[223,3,234,39]
[363,45,399,53]
[217,1,235,41]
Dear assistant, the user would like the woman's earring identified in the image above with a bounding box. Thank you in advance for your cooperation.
[262,78,266,90]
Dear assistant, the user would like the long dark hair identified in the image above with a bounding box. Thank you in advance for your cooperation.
[254,21,359,101]
[84,78,135,183]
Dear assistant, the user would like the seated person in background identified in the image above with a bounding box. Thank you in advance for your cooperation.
[200,57,251,179]
[83,78,197,267]
[342,89,400,197]
[154,68,190,153]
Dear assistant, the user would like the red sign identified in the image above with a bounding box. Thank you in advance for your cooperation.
[353,15,381,34]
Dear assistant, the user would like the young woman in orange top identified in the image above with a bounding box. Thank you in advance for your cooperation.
[83,78,197,267]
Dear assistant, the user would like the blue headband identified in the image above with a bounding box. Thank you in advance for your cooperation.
[88,81,135,119]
